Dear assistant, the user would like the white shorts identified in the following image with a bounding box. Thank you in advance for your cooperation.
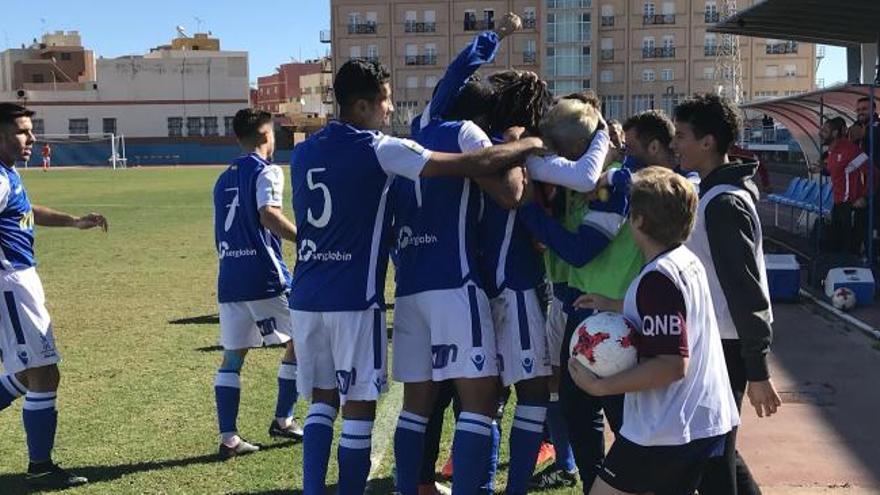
[219,295,292,350]
[491,288,552,386]
[0,268,59,375]
[546,296,568,367]
[393,284,498,383]
[291,308,388,405]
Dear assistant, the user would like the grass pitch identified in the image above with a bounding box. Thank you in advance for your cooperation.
[0,167,581,494]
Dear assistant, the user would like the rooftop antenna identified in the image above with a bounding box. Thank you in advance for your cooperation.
[194,16,205,33]
[176,25,189,39]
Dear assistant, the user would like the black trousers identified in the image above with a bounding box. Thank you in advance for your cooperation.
[830,202,867,256]
[559,307,624,494]
[697,340,762,495]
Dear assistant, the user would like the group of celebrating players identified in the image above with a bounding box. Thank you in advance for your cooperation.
[0,11,782,495]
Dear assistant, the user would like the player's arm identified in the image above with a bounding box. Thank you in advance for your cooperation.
[32,204,108,231]
[421,137,544,178]
[525,129,610,193]
[256,165,296,243]
[458,120,525,209]
[569,271,689,396]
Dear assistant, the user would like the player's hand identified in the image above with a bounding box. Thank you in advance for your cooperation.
[520,136,548,155]
[495,13,522,39]
[503,126,526,142]
[574,293,622,313]
[568,357,605,395]
[74,213,109,232]
[746,379,782,418]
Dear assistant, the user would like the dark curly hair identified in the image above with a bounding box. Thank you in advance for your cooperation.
[623,110,675,150]
[673,93,741,153]
[486,70,555,135]
[334,59,391,110]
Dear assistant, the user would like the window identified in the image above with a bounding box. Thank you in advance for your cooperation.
[348,12,361,25]
[425,43,437,58]
[546,44,591,77]
[406,76,419,89]
[661,93,684,116]
[168,117,183,137]
[642,69,656,82]
[366,12,377,24]
[548,80,590,96]
[32,119,44,136]
[203,117,218,137]
[642,37,656,50]
[405,44,417,57]
[524,7,537,28]
[367,45,378,60]
[102,118,117,135]
[483,9,495,29]
[765,65,779,77]
[601,4,614,16]
[224,116,235,136]
[600,70,614,83]
[405,10,417,22]
[662,2,674,14]
[350,46,362,59]
[784,64,797,77]
[644,2,655,16]
[703,67,715,80]
[186,117,203,137]
[632,94,654,113]
[661,68,673,81]
[69,118,88,135]
[662,35,675,48]
[425,75,438,89]
[546,11,591,43]
[425,10,436,22]
[60,52,71,61]
[602,95,625,121]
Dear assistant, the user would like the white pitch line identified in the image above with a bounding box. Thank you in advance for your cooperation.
[368,379,403,481]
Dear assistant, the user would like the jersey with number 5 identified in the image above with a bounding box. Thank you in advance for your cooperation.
[290,121,432,311]
[213,153,291,303]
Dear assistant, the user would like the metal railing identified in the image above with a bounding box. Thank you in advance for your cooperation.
[320,30,331,43]
[464,19,495,31]
[347,22,377,35]
[523,51,537,65]
[404,21,436,33]
[405,54,437,66]
[766,42,799,54]
[642,46,676,58]
[643,14,675,25]
[601,16,615,26]
[523,17,537,29]
[600,48,614,61]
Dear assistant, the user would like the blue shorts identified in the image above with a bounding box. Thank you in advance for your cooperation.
[599,434,726,495]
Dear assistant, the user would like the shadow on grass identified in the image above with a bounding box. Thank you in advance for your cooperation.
[194,343,289,353]
[0,442,296,493]
[224,475,391,494]
[169,314,219,325]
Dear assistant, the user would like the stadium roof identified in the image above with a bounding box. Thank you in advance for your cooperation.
[741,84,880,165]
[708,0,880,46]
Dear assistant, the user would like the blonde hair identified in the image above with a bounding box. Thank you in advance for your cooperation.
[629,167,698,246]
[539,98,600,155]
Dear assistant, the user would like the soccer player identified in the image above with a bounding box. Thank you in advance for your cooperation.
[568,166,740,495]
[0,102,108,488]
[672,94,781,495]
[212,108,303,460]
[290,58,543,495]
[41,143,51,171]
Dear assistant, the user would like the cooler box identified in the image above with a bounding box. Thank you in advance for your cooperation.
[824,267,875,306]
[765,254,800,302]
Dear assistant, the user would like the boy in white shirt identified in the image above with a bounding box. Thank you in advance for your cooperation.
[569,166,739,495]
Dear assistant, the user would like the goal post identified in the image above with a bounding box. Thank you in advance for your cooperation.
[34,133,127,169]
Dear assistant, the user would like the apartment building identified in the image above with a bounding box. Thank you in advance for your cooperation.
[329,0,542,134]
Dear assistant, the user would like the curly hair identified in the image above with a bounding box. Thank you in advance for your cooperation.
[673,93,741,153]
[486,70,555,135]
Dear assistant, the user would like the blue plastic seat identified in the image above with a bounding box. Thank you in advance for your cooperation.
[768,177,801,204]
[793,181,822,209]
[780,180,814,206]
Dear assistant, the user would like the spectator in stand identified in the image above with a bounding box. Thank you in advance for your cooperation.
[812,117,870,256]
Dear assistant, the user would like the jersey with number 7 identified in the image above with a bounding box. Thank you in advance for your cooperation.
[290,121,432,312]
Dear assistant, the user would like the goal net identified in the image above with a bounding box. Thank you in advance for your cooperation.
[33,133,127,169]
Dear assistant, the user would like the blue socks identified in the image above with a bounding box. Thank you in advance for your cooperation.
[506,403,548,494]
[338,419,373,495]
[484,420,500,493]
[394,411,428,495]
[547,393,576,473]
[214,369,241,443]
[275,361,298,422]
[0,373,26,412]
[452,412,494,495]
[302,403,337,495]
[22,391,57,463]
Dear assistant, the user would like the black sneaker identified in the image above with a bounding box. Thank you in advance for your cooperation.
[268,419,304,441]
[218,438,261,459]
[528,464,578,490]
[26,462,88,489]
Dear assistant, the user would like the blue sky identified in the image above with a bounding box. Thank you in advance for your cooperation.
[4,0,847,88]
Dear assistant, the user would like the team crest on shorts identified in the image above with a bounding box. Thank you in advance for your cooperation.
[522,356,534,374]
[373,373,387,393]
[470,350,486,371]
[17,348,29,366]
[336,368,358,395]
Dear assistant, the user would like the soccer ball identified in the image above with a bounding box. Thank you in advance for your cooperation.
[569,312,638,378]
[831,287,857,311]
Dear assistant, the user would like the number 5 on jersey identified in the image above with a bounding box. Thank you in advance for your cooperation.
[306,168,332,228]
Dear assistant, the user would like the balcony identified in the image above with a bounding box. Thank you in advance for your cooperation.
[643,14,676,25]
[523,17,537,29]
[404,21,437,33]
[347,22,377,35]
[642,47,676,59]
[320,30,332,43]
[523,51,537,65]
[704,11,720,23]
[766,42,799,55]
[601,16,615,26]
[600,49,614,61]
[464,19,495,31]
[405,54,437,66]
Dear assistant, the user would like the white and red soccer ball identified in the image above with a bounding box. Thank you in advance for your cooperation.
[569,312,638,378]
[831,287,857,311]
